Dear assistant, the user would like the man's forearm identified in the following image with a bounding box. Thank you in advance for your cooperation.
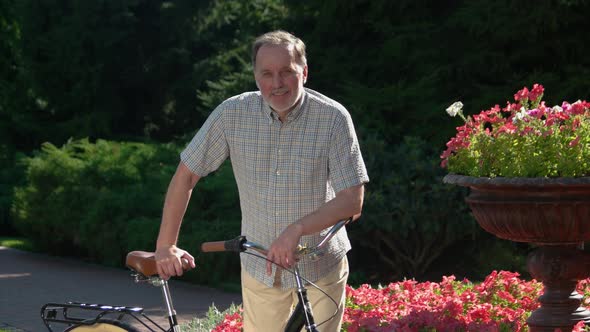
[294,184,365,237]
[156,163,200,249]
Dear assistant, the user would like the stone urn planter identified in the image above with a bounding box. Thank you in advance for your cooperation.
[444,174,590,332]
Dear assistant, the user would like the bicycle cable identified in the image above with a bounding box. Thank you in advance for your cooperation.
[242,251,340,328]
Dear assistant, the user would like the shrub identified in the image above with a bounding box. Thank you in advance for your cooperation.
[12,138,242,285]
[12,139,178,264]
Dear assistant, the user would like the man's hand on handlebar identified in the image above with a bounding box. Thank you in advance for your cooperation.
[155,245,196,280]
[266,222,303,275]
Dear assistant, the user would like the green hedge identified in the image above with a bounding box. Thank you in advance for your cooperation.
[11,139,242,287]
[12,139,177,262]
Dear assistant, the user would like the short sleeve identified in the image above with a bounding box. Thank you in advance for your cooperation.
[328,110,369,193]
[180,105,229,177]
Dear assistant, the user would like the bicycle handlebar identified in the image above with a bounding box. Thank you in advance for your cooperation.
[200,217,353,258]
[201,235,247,253]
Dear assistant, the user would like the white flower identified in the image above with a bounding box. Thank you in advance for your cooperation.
[552,105,563,113]
[512,107,528,123]
[446,101,464,117]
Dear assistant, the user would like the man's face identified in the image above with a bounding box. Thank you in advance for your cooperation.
[254,44,308,115]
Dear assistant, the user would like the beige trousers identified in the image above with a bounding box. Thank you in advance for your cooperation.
[241,256,349,332]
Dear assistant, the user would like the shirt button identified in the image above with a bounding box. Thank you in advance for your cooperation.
[276,170,280,176]
[275,212,279,216]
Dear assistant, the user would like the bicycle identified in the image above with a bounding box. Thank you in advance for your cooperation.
[40,217,352,332]
[200,217,353,332]
[41,251,190,331]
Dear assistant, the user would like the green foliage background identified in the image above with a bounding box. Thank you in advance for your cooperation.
[4,0,589,284]
[12,140,178,262]
[11,139,242,286]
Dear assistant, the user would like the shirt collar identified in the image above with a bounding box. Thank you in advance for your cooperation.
[262,90,307,124]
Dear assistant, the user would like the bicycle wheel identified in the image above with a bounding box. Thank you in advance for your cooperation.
[64,319,140,332]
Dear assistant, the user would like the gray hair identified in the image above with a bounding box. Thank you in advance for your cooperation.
[251,30,307,68]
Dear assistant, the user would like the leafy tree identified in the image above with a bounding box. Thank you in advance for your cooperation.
[194,0,290,112]
[15,0,292,146]
[10,0,590,147]
[0,0,39,151]
[285,0,590,146]
[0,0,33,234]
[18,0,212,143]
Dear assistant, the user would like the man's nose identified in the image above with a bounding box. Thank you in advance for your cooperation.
[272,73,283,88]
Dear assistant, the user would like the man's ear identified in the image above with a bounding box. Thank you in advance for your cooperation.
[303,65,308,84]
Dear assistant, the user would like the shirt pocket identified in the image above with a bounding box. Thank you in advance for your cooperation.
[288,155,325,180]
[284,154,328,211]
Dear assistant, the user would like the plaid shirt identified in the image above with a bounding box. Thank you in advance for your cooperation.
[181,88,369,288]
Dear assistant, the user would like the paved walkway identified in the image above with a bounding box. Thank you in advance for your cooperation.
[0,246,241,331]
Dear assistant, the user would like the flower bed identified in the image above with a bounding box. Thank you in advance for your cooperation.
[211,271,590,331]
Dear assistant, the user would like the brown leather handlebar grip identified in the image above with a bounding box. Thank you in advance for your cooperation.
[201,241,227,252]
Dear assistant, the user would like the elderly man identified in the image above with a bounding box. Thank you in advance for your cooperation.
[154,30,369,331]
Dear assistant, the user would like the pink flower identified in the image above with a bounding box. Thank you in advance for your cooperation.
[571,101,587,115]
[497,122,517,135]
[527,108,543,118]
[528,83,544,101]
[211,311,243,332]
[514,87,529,101]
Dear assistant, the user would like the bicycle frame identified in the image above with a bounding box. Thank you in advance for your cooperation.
[290,266,319,332]
[202,217,353,332]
